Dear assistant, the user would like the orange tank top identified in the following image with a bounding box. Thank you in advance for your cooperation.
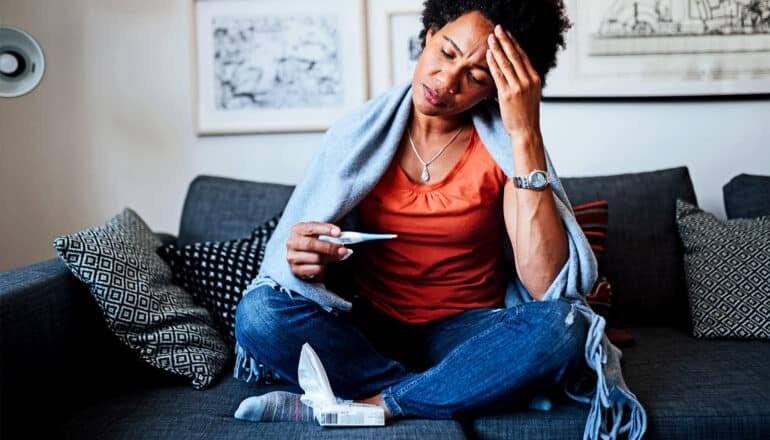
[352,126,509,323]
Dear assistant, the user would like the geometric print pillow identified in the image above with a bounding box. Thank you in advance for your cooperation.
[158,213,281,348]
[53,208,230,389]
[675,199,770,339]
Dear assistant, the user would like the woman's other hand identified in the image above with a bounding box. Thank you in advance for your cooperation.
[486,24,542,140]
[286,222,352,282]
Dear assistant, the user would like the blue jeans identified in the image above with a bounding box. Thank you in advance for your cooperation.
[234,284,588,419]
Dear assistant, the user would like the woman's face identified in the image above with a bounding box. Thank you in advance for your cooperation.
[412,11,497,118]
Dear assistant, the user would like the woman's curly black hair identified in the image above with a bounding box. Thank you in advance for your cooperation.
[419,0,572,87]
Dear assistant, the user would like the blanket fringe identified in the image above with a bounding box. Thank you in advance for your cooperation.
[233,341,261,383]
[247,275,294,298]
[564,304,647,440]
[233,283,285,385]
[233,341,283,384]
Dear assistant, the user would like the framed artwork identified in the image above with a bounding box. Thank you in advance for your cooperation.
[543,0,770,98]
[191,0,368,134]
[367,0,424,98]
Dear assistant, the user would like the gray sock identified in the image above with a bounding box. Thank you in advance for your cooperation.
[234,391,314,423]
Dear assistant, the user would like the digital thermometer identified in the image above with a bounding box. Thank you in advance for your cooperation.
[317,231,397,245]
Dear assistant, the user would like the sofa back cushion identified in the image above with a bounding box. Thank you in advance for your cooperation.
[723,173,770,219]
[561,167,697,328]
[178,176,294,245]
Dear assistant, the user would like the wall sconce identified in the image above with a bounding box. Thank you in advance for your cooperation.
[0,26,46,98]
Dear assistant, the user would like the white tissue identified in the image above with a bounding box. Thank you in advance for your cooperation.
[298,343,385,427]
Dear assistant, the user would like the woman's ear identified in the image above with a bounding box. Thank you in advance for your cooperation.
[425,27,437,45]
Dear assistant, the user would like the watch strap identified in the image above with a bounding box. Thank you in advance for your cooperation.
[513,169,550,190]
[513,175,531,189]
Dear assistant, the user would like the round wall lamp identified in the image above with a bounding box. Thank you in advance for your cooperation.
[0,26,46,98]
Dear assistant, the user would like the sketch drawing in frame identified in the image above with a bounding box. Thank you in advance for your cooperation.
[367,0,424,98]
[543,0,770,98]
[191,0,368,134]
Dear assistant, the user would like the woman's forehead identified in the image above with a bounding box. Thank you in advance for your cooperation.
[438,12,494,41]
[437,11,494,56]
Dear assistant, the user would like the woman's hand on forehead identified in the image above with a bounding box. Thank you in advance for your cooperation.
[485,24,542,139]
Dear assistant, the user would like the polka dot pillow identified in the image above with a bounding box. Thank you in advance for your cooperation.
[158,214,281,347]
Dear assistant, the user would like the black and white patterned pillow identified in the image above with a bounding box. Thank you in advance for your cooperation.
[676,199,770,339]
[158,214,280,347]
[53,208,229,389]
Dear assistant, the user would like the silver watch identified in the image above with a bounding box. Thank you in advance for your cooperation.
[514,169,550,191]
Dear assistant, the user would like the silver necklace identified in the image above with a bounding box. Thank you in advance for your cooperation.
[407,125,465,182]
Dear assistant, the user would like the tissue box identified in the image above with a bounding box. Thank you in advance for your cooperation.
[315,402,386,427]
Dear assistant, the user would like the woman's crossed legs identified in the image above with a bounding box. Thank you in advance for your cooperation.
[234,284,587,420]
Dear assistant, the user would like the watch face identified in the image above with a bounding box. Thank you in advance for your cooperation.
[531,171,547,188]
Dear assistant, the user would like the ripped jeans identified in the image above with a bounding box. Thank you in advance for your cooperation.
[233,284,588,419]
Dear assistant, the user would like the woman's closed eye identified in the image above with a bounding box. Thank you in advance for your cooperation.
[468,72,485,85]
[441,48,487,86]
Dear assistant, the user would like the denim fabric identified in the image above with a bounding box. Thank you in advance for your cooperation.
[234,284,588,420]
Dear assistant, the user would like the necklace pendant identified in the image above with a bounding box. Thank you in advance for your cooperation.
[421,166,430,182]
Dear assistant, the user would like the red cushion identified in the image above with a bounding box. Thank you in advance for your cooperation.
[573,200,633,346]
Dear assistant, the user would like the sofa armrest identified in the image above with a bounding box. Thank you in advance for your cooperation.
[0,257,100,435]
[0,257,88,377]
[0,231,178,374]
[0,232,179,437]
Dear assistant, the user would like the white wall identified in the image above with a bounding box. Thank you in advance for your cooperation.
[1,0,769,272]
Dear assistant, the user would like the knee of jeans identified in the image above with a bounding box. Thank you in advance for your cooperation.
[559,304,588,356]
[536,301,588,352]
[234,285,287,345]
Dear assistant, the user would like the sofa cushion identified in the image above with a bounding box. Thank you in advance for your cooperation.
[561,167,697,328]
[472,326,770,440]
[723,173,770,219]
[53,208,230,389]
[675,199,770,339]
[178,176,294,244]
[56,375,467,439]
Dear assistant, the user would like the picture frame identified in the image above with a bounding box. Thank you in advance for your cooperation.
[367,0,424,98]
[190,0,368,134]
[543,0,770,98]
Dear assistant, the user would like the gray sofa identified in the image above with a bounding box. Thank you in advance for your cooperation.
[2,166,768,439]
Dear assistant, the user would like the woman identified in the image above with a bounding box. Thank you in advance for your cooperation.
[233,1,646,438]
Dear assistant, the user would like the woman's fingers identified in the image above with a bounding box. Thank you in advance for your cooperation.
[292,221,340,238]
[504,28,541,86]
[287,250,323,266]
[290,235,347,256]
[486,47,507,90]
[491,25,531,87]
[293,264,324,279]
[487,33,518,87]
[286,221,350,281]
[288,249,351,267]
[488,25,544,95]
[288,221,347,256]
